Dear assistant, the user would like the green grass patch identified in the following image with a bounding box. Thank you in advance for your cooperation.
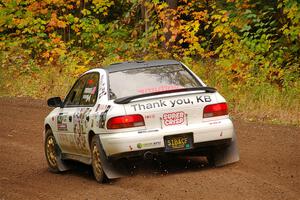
[0,49,299,126]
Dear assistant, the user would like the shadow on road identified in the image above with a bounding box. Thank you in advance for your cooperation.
[59,156,210,183]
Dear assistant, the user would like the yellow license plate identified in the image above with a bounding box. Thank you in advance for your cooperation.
[164,133,193,152]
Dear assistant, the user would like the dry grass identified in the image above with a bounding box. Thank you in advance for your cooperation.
[1,58,299,126]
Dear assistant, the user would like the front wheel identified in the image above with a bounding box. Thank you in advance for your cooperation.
[44,129,61,172]
[91,136,106,183]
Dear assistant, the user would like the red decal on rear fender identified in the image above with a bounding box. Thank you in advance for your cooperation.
[163,111,185,126]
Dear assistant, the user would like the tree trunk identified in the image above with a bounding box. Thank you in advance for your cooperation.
[166,0,177,9]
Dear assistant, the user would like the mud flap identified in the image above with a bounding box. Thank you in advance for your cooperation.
[56,156,70,171]
[98,141,128,179]
[55,146,70,172]
[213,131,240,167]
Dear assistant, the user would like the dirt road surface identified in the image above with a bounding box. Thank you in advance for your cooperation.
[0,97,299,200]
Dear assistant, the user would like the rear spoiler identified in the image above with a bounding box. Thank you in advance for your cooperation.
[114,87,217,104]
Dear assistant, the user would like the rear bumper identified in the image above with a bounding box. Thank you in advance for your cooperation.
[99,118,234,158]
[108,138,231,160]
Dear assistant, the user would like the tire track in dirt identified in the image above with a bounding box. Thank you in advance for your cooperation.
[0,97,299,200]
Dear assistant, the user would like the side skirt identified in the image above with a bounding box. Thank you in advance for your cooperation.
[61,153,92,165]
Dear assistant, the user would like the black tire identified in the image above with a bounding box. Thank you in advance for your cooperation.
[206,149,216,167]
[44,129,63,173]
[91,135,106,183]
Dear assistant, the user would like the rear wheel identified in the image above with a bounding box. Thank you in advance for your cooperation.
[206,149,216,167]
[91,136,106,183]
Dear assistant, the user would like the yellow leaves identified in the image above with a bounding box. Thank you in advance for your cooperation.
[212,11,229,23]
[57,20,67,28]
[92,0,114,15]
[213,26,223,34]
[156,3,168,11]
[221,13,229,22]
[213,25,234,39]
[73,65,89,77]
[212,14,222,20]
[193,11,208,21]
[0,42,5,48]
[74,17,79,23]
[224,33,231,39]
[131,30,138,38]
[159,35,166,42]
[81,9,91,16]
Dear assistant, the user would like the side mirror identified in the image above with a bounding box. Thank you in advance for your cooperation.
[47,97,63,108]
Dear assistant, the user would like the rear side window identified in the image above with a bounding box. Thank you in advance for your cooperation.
[109,64,201,99]
[64,73,99,107]
[80,73,99,106]
[64,75,88,106]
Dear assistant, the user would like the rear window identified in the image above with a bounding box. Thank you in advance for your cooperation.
[109,64,201,99]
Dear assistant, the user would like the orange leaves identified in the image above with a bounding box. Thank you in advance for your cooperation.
[152,0,236,57]
[57,21,67,28]
[27,2,48,14]
[193,11,208,21]
[48,13,67,29]
[52,37,61,44]
[42,51,50,59]
[66,4,74,10]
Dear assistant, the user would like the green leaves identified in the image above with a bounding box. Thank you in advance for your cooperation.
[0,0,299,92]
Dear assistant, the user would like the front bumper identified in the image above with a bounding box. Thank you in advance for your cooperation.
[100,118,234,158]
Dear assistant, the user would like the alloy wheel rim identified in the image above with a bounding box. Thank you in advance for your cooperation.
[46,136,57,167]
[92,144,103,180]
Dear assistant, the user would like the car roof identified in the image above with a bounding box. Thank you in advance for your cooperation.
[104,59,181,73]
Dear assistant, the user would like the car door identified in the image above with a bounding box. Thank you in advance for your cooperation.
[72,72,99,156]
[55,72,100,156]
[55,74,89,155]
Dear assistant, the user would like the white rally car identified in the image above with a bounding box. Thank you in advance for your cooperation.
[44,60,239,183]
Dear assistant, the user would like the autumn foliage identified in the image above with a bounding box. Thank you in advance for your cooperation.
[0,0,299,124]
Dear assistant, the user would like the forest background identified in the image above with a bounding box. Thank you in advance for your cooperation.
[0,0,299,125]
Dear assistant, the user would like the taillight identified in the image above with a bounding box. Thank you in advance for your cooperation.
[203,103,228,118]
[107,114,145,129]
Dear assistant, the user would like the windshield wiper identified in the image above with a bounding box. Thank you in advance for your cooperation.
[114,87,216,104]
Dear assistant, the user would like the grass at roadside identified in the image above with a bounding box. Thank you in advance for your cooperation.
[0,52,299,126]
[189,60,300,126]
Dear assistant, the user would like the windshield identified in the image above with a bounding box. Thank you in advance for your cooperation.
[108,64,201,99]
